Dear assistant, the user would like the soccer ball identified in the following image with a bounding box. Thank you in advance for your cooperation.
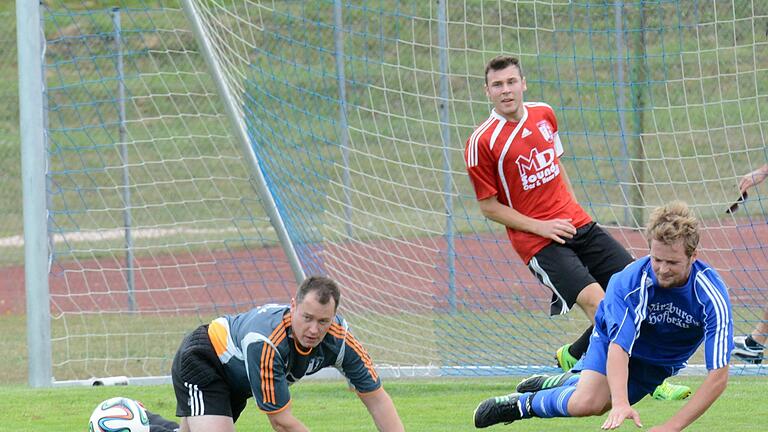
[88,397,150,432]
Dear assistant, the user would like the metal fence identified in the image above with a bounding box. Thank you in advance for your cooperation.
[0,10,22,269]
[0,11,25,315]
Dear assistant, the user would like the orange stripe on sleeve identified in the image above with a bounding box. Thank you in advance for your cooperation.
[345,333,379,381]
[326,324,378,380]
[328,330,345,339]
[328,323,347,339]
[260,343,279,405]
[267,320,285,340]
[261,318,290,405]
[260,343,271,404]
[258,315,293,405]
[268,318,289,345]
[272,326,288,346]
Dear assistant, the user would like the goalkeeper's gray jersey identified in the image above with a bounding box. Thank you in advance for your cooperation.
[207,304,381,412]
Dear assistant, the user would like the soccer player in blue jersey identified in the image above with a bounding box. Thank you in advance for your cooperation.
[170,275,405,432]
[474,201,734,430]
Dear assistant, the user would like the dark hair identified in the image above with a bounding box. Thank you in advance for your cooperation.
[296,275,340,310]
[484,55,523,84]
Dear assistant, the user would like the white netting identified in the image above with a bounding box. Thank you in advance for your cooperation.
[31,0,767,381]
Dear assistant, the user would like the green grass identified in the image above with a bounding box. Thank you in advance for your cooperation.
[2,309,763,387]
[1,310,591,384]
[0,316,27,386]
[0,376,766,431]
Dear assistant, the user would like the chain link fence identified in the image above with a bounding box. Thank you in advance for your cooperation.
[0,10,22,270]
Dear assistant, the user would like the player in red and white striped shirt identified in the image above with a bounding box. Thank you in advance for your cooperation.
[464,55,689,400]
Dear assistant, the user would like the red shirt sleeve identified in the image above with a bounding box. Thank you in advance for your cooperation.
[465,134,498,201]
[544,106,564,157]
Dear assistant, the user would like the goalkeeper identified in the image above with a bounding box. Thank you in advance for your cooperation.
[169,275,404,432]
[463,54,688,399]
[474,201,734,431]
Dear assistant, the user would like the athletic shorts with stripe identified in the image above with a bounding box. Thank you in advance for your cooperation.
[171,324,248,421]
[527,222,633,315]
[577,330,673,404]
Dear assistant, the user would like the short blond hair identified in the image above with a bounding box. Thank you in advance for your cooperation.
[645,201,700,257]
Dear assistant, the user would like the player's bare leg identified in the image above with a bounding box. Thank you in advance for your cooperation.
[575,282,603,323]
[733,309,767,364]
[566,370,611,416]
[751,310,768,345]
[180,415,235,432]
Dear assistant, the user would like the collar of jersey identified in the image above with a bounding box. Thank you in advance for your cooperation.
[491,106,527,124]
[293,337,314,355]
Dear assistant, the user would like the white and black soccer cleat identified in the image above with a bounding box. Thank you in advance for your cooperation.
[732,335,765,365]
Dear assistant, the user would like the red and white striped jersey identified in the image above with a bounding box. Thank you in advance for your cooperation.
[464,103,591,263]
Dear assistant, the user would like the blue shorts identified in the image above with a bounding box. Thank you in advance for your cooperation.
[577,332,676,405]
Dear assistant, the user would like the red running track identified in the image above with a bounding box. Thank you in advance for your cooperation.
[0,221,765,315]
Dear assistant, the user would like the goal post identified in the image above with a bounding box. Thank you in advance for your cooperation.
[21,0,768,386]
[180,0,305,284]
[17,0,52,388]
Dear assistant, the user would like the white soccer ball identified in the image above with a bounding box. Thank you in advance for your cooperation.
[88,397,150,432]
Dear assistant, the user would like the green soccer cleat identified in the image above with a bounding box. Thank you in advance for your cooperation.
[651,380,691,401]
[473,393,524,428]
[555,343,579,372]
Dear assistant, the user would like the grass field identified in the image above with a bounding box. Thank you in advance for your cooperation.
[1,376,766,431]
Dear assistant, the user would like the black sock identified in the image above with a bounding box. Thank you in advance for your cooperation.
[568,325,593,359]
[746,335,765,349]
[146,410,180,432]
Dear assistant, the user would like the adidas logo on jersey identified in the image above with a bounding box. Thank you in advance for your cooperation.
[521,128,532,138]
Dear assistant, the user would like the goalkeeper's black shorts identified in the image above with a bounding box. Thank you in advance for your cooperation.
[171,324,248,421]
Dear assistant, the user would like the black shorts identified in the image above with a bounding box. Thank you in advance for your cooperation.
[171,325,248,421]
[527,222,633,315]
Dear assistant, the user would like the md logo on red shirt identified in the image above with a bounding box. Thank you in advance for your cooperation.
[516,147,560,191]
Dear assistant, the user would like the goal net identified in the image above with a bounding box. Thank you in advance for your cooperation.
[31,0,767,383]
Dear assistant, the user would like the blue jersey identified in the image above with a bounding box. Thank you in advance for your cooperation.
[206,304,381,413]
[595,256,733,371]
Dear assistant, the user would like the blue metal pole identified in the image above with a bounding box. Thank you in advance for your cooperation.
[334,0,352,237]
[437,0,456,312]
[112,8,136,311]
